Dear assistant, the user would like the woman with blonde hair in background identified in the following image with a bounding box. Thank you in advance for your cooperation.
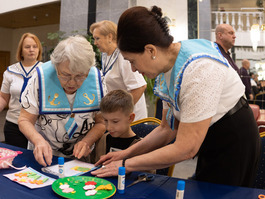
[90,20,147,121]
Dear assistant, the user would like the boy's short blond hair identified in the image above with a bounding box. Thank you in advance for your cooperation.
[100,89,134,115]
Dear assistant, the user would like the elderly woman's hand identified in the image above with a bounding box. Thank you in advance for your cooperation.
[33,139,53,167]
[94,150,126,166]
[92,160,123,177]
[73,140,92,159]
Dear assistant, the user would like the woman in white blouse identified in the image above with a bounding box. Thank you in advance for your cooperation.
[90,20,147,121]
[0,33,42,148]
[92,6,261,188]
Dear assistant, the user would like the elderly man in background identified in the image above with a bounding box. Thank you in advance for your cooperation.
[240,59,253,100]
[215,24,240,74]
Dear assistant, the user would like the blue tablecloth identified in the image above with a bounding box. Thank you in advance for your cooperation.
[0,142,265,199]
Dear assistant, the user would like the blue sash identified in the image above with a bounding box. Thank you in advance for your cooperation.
[37,61,103,114]
[153,39,229,128]
[7,61,41,102]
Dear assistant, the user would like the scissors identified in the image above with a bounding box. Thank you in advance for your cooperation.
[259,194,265,199]
[126,173,155,188]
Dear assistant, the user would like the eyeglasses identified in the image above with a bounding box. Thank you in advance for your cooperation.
[56,68,88,83]
[57,74,87,83]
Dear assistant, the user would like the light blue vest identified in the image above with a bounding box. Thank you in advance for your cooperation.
[37,61,103,115]
[36,61,103,138]
[153,39,229,128]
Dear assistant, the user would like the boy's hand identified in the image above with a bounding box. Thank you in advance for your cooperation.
[73,140,92,159]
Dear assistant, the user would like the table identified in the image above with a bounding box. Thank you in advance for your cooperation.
[1,142,265,199]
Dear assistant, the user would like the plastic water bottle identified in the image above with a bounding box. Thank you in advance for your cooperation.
[58,157,64,178]
[176,180,185,199]
[118,167,125,194]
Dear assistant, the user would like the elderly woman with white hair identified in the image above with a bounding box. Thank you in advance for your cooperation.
[18,35,105,167]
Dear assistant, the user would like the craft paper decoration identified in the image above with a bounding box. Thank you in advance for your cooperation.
[4,167,55,189]
[52,176,116,199]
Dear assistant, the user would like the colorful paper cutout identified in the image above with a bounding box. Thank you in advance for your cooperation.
[4,167,55,189]
[52,176,116,199]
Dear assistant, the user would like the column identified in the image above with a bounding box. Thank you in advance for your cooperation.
[198,0,211,40]
[96,0,131,24]
[59,0,89,36]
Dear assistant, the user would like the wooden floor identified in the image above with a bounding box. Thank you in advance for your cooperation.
[172,157,197,179]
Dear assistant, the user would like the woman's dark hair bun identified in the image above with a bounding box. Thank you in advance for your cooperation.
[151,6,162,17]
[150,5,170,36]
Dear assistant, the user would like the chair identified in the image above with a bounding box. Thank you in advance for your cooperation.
[254,133,265,189]
[257,110,265,133]
[130,117,175,176]
[254,92,265,109]
[154,97,163,120]
[249,104,260,121]
[249,104,265,133]
[131,117,161,139]
[260,132,265,138]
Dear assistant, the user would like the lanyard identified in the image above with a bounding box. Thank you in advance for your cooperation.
[102,48,120,76]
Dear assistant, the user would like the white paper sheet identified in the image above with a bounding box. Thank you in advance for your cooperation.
[41,159,95,177]
[4,167,55,189]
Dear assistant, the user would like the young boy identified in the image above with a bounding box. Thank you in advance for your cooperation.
[92,89,141,163]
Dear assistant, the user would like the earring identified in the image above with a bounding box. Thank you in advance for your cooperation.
[152,56,156,60]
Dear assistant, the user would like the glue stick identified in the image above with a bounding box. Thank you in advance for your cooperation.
[176,180,185,199]
[58,157,64,178]
[118,167,125,194]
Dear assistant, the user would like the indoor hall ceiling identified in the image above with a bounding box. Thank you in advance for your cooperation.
[0,2,60,29]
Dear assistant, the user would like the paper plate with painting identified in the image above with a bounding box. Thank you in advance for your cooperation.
[52,176,116,199]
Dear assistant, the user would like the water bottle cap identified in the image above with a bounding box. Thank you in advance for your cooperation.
[118,166,125,175]
[177,180,185,191]
[58,157,64,164]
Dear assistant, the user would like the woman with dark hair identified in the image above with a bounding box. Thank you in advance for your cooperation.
[92,6,260,188]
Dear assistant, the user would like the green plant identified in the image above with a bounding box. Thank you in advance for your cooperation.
[47,30,66,41]
[84,32,101,69]
[144,76,157,103]
[256,0,263,7]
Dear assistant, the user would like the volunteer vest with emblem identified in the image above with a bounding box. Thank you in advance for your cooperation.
[153,39,229,128]
[36,61,103,139]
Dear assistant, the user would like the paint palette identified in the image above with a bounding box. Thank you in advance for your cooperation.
[52,176,116,199]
